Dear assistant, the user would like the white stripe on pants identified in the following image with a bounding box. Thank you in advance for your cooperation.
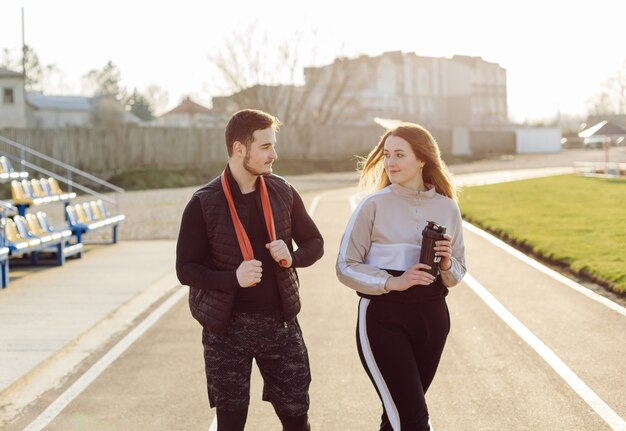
[358,297,401,430]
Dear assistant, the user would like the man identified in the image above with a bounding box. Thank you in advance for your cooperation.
[176,109,323,431]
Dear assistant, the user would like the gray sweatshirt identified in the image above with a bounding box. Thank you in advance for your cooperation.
[336,183,466,296]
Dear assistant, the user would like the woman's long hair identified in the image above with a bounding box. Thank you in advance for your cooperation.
[359,123,458,201]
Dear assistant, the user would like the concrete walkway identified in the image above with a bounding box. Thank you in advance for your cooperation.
[0,241,177,425]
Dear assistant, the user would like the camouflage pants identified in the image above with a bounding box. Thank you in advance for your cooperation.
[202,312,311,416]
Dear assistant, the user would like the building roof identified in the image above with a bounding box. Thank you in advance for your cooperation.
[578,120,626,138]
[0,67,23,78]
[162,97,212,116]
[27,93,94,111]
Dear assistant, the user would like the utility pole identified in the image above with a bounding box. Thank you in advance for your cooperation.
[604,136,610,175]
[21,7,26,82]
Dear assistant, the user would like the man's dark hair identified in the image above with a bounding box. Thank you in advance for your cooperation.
[225,109,281,156]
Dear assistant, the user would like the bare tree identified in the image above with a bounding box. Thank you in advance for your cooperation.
[303,57,369,125]
[92,97,126,127]
[208,22,305,121]
[587,59,626,115]
[208,24,367,125]
[1,48,14,69]
[144,85,169,116]
[82,60,127,100]
[38,64,72,93]
[1,45,57,92]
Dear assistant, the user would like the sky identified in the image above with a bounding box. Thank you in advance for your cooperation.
[1,0,625,122]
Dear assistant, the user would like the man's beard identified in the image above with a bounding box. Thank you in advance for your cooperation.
[243,152,272,176]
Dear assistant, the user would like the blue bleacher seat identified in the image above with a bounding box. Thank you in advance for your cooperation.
[66,200,125,244]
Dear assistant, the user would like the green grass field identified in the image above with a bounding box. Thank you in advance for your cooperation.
[459,175,626,295]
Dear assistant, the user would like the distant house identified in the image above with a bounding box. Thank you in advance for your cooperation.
[27,93,94,128]
[0,68,34,128]
[1,67,140,129]
[212,85,303,122]
[27,93,138,128]
[157,97,223,127]
[578,120,626,147]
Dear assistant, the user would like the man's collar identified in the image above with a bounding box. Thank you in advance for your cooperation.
[224,164,259,199]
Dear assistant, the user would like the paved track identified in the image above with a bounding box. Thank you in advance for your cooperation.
[6,172,626,430]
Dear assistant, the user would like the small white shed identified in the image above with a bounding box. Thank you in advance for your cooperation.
[515,128,561,153]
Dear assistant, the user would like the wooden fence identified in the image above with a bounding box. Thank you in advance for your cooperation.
[0,125,515,177]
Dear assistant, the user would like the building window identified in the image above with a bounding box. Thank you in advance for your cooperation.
[3,88,14,104]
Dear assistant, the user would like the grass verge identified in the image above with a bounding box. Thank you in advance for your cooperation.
[107,167,220,191]
[106,159,362,191]
[459,174,626,295]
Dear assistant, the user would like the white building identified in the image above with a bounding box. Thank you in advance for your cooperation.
[515,127,562,153]
[27,93,94,128]
[304,51,509,127]
[211,52,509,127]
[1,67,138,129]
[28,94,142,128]
[0,68,33,128]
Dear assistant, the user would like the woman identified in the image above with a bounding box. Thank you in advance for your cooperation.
[336,123,466,431]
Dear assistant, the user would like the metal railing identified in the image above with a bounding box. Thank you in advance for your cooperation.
[0,134,124,212]
[573,161,626,178]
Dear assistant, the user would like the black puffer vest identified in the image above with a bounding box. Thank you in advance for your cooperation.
[189,172,300,334]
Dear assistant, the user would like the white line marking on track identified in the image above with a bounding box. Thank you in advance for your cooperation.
[308,193,326,217]
[23,286,187,431]
[465,273,626,431]
[308,187,354,217]
[463,221,626,317]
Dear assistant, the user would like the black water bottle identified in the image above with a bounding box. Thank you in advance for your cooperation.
[419,221,447,276]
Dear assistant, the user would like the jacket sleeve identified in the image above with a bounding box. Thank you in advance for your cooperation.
[439,202,467,287]
[336,197,391,295]
[290,186,324,267]
[175,196,239,292]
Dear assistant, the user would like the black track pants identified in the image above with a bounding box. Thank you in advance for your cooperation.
[215,408,309,431]
[356,297,450,431]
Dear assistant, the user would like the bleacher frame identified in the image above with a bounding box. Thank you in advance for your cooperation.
[0,134,126,288]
